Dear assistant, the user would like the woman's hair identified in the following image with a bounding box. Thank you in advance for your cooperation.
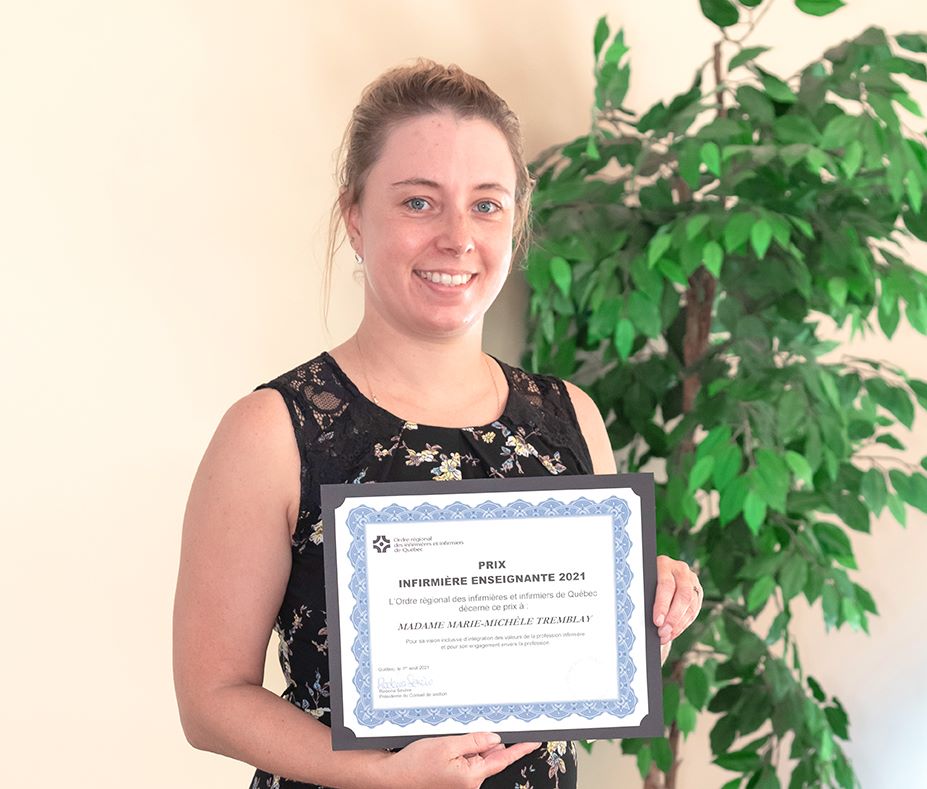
[324,59,533,317]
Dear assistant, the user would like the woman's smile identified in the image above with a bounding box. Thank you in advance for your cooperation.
[414,270,475,287]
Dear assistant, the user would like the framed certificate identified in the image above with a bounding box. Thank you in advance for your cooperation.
[321,473,663,750]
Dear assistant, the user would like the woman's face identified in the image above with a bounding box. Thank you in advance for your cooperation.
[346,111,517,340]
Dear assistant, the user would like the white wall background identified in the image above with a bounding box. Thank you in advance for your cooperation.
[2,1,925,786]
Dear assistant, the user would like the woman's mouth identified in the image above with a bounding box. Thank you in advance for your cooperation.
[415,271,474,287]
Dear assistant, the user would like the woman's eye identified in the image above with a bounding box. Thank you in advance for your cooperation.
[405,197,430,211]
[475,200,500,214]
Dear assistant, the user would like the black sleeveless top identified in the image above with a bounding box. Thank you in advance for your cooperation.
[249,352,593,789]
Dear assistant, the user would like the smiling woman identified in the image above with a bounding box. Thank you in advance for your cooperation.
[172,59,702,789]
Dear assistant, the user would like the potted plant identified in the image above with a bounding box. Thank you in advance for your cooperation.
[522,2,927,786]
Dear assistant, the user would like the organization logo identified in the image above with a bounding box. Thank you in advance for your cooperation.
[372,535,391,553]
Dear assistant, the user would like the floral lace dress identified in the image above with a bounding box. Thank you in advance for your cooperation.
[249,352,593,789]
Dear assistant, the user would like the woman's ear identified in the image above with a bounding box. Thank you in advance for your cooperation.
[342,196,363,257]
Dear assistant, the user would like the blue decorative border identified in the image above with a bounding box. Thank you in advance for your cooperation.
[345,496,637,727]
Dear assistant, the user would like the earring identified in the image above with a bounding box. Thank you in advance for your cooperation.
[354,252,364,265]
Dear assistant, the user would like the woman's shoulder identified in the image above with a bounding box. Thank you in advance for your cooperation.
[499,359,582,412]
[251,351,333,394]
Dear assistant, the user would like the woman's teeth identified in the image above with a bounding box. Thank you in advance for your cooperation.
[416,271,473,286]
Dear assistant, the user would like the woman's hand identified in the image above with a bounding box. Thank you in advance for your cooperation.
[654,555,702,665]
[377,733,540,789]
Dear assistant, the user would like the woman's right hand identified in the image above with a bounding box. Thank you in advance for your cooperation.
[374,732,541,789]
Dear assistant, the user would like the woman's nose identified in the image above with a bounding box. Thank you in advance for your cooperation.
[437,209,475,257]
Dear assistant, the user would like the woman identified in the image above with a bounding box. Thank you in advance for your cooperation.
[173,60,702,789]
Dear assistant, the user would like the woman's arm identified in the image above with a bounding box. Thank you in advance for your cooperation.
[172,389,536,788]
[564,382,703,664]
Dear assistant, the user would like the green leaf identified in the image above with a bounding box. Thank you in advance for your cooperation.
[861,468,888,516]
[897,33,927,54]
[685,664,710,709]
[652,736,674,772]
[808,675,826,702]
[648,232,673,266]
[588,297,621,341]
[701,141,722,176]
[907,171,924,214]
[604,30,629,65]
[902,472,927,512]
[700,0,740,27]
[593,16,609,59]
[910,379,927,410]
[813,521,853,559]
[628,291,663,338]
[868,378,915,428]
[828,277,848,308]
[821,113,861,149]
[754,766,781,789]
[887,492,907,526]
[854,582,878,615]
[614,318,635,361]
[905,207,927,242]
[841,140,863,178]
[689,456,716,492]
[795,0,846,16]
[636,744,653,780]
[822,583,840,627]
[549,256,572,297]
[785,451,813,488]
[713,445,743,490]
[779,554,808,601]
[743,489,768,534]
[875,433,905,450]
[703,240,724,276]
[715,749,763,772]
[729,46,770,71]
[677,700,698,736]
[826,702,850,739]
[894,92,924,118]
[720,475,750,525]
[711,714,739,755]
[751,220,773,259]
[724,213,755,252]
[759,71,797,104]
[686,214,711,240]
[747,575,776,612]
[737,85,775,125]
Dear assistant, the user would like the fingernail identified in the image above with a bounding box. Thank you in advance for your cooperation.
[659,625,671,639]
[655,614,665,627]
[487,733,502,745]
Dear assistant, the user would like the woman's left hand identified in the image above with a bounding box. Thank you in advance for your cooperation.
[654,555,702,665]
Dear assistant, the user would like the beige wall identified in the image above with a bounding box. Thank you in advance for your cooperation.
[2,1,925,786]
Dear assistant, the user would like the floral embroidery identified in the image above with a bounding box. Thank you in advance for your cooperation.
[481,430,496,443]
[297,667,331,719]
[405,444,440,466]
[506,431,535,457]
[432,452,462,481]
[539,451,567,475]
[309,521,323,545]
[544,741,568,786]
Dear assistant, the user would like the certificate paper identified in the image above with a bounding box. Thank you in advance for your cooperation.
[321,474,663,749]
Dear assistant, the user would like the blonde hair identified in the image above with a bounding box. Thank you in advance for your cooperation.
[323,59,534,319]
